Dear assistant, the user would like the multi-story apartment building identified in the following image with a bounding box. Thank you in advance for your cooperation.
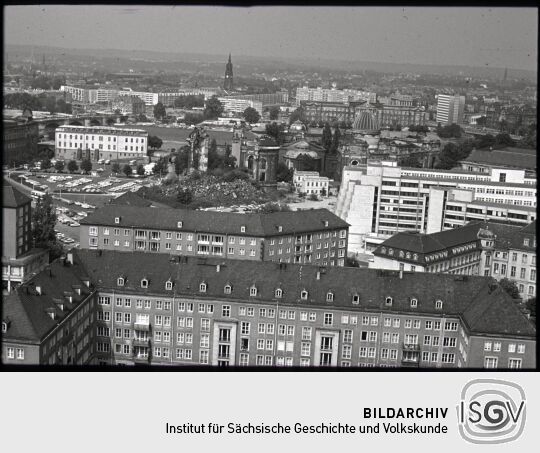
[459,146,536,178]
[80,206,349,267]
[3,117,40,166]
[374,104,427,128]
[2,182,49,293]
[3,249,535,368]
[370,220,536,300]
[55,125,148,162]
[217,97,264,116]
[436,94,465,125]
[335,161,536,253]
[295,87,376,105]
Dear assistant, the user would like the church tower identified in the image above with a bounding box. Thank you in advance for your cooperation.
[224,53,234,91]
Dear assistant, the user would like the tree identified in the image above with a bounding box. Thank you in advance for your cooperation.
[475,116,487,127]
[54,160,65,172]
[436,141,473,169]
[32,194,57,248]
[152,157,168,176]
[153,102,166,121]
[494,133,515,148]
[41,158,51,170]
[322,123,333,153]
[399,154,423,168]
[207,138,223,170]
[176,187,193,205]
[474,134,496,149]
[289,107,305,124]
[499,278,521,300]
[122,164,133,177]
[136,164,145,176]
[80,159,92,174]
[345,256,361,267]
[67,160,79,173]
[436,123,462,139]
[276,162,293,182]
[331,125,341,154]
[148,135,163,150]
[243,107,260,124]
[111,162,120,174]
[269,106,280,120]
[265,122,285,145]
[308,193,319,201]
[204,96,224,120]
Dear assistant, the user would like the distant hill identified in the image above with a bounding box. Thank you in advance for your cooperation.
[5,43,537,82]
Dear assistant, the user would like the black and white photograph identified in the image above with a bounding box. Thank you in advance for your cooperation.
[2,5,536,372]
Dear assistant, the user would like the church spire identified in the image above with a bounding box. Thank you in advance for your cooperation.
[224,53,234,91]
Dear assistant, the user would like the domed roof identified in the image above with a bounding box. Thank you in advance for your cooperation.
[477,226,495,239]
[289,120,306,132]
[352,109,380,134]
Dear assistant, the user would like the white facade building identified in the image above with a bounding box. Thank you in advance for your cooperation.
[217,97,263,116]
[436,94,465,125]
[293,171,331,196]
[334,161,537,254]
[295,87,376,106]
[55,125,148,162]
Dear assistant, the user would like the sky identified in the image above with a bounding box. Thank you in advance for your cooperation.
[4,5,538,70]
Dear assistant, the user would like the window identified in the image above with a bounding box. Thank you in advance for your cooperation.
[224,284,232,295]
[275,288,283,298]
[165,280,173,291]
[250,286,257,297]
[241,322,250,335]
[484,357,498,369]
[508,358,522,369]
[301,290,308,300]
[222,305,231,317]
[508,343,516,353]
[352,294,360,304]
[199,282,207,293]
[141,279,148,288]
[410,298,417,308]
[435,300,443,309]
[484,341,492,351]
[117,277,125,286]
[326,292,334,302]
[385,296,393,306]
[324,313,333,326]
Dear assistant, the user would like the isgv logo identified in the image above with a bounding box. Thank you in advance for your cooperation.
[457,379,526,444]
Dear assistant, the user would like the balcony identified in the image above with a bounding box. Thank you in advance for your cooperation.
[402,342,420,351]
[134,321,150,332]
[133,338,150,347]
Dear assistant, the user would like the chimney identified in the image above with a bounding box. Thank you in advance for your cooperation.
[66,252,74,265]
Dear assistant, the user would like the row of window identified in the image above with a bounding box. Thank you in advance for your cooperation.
[484,342,526,354]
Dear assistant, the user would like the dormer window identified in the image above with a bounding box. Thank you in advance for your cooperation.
[117,277,125,287]
[435,300,443,310]
[326,291,334,302]
[141,278,148,288]
[388,248,394,256]
[177,221,183,228]
[352,294,360,304]
[381,247,387,254]
[275,288,283,298]
[300,290,308,300]
[224,284,232,294]
[199,282,207,293]
[524,238,530,246]
[240,225,246,233]
[1,322,7,333]
[324,220,329,227]
[115,217,120,224]
[385,296,393,306]
[399,251,404,258]
[410,298,418,308]
[165,280,173,291]
[250,286,258,297]
[278,225,283,232]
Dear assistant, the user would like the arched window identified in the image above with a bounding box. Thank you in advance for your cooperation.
[250,286,258,297]
[435,300,443,310]
[326,291,334,302]
[224,284,232,294]
[199,282,207,293]
[300,290,308,300]
[117,277,125,286]
[410,298,418,308]
[165,280,173,291]
[275,288,283,298]
[352,294,360,304]
[385,296,393,306]
[141,278,148,288]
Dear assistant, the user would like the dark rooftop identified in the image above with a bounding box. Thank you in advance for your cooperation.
[3,180,31,208]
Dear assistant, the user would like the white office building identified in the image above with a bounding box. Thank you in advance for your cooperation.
[334,161,537,254]
[436,94,465,125]
[55,125,148,162]
[293,171,331,197]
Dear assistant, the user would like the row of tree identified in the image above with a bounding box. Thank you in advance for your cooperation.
[4,92,72,114]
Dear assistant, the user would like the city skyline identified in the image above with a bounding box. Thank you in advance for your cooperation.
[4,5,538,71]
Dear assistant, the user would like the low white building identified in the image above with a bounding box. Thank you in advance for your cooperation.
[217,97,263,116]
[55,125,148,162]
[293,171,331,197]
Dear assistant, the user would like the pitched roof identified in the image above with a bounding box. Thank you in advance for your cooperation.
[75,249,535,338]
[109,191,153,208]
[80,206,349,236]
[2,258,94,342]
[3,180,31,208]
[461,147,536,171]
